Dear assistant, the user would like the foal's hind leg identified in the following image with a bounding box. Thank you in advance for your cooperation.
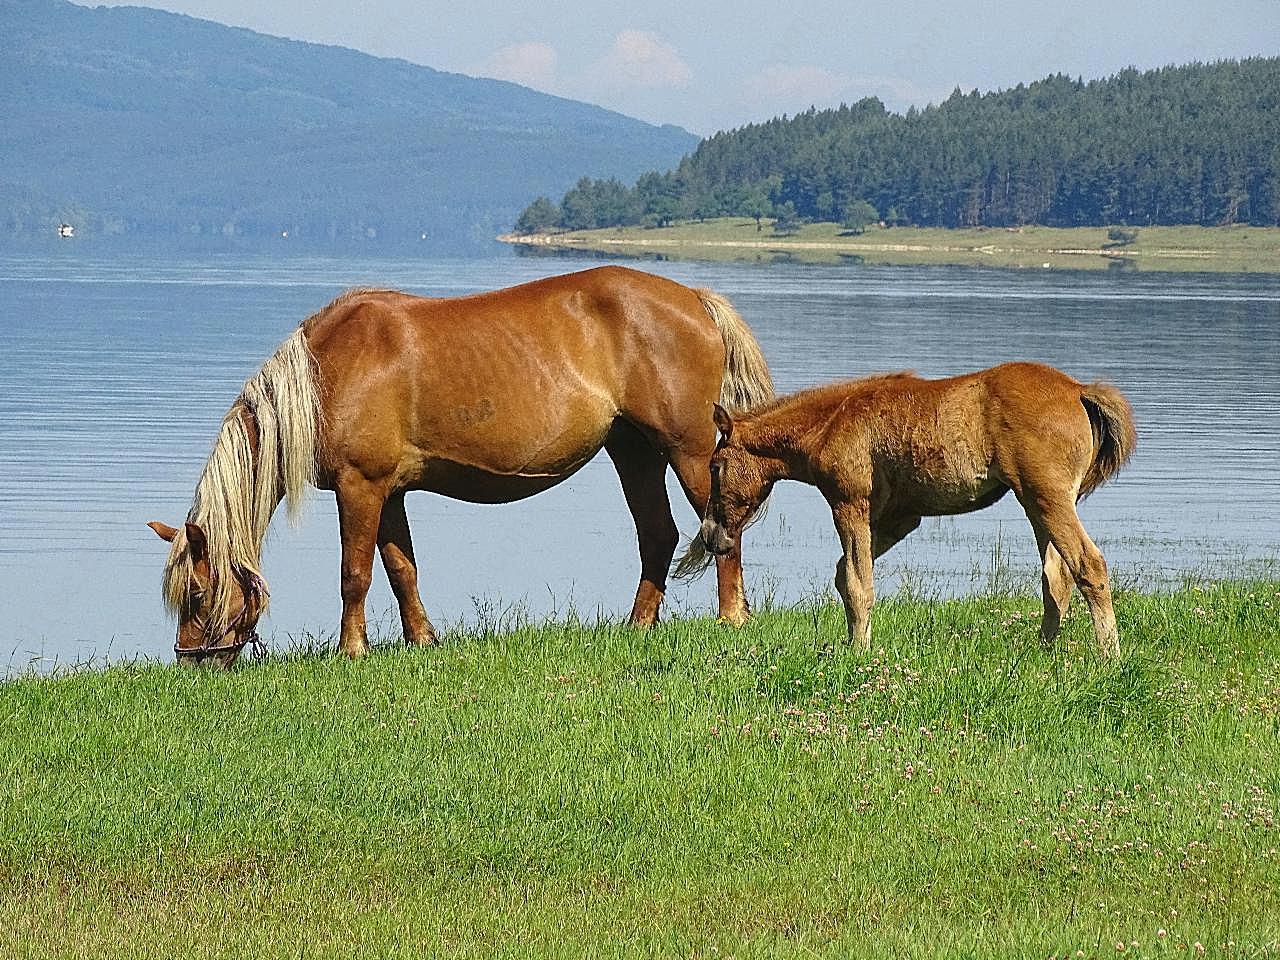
[1021,497,1119,658]
[873,514,921,559]
[606,424,680,627]
[1034,529,1075,647]
[377,492,438,646]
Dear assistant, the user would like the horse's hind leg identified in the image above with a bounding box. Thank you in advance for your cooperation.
[668,446,749,626]
[1034,528,1075,647]
[606,423,680,627]
[377,492,437,646]
[1022,497,1119,658]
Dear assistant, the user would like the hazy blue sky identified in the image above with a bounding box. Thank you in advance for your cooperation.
[80,0,1280,134]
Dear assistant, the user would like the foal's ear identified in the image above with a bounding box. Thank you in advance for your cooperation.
[148,521,179,543]
[184,522,209,563]
[712,403,735,442]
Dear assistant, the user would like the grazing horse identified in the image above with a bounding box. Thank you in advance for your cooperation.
[683,362,1136,657]
[149,266,774,665]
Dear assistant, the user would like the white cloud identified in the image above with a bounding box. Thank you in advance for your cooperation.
[593,30,691,89]
[480,41,559,92]
[745,65,850,104]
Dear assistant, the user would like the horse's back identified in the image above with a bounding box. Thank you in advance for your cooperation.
[305,267,717,373]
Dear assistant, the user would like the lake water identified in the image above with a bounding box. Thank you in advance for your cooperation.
[1,250,1277,669]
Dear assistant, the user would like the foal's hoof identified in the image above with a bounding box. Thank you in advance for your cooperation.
[716,610,750,628]
[404,627,438,647]
[338,640,370,659]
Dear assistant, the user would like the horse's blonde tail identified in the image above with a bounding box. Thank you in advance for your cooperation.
[1079,382,1136,500]
[697,289,775,415]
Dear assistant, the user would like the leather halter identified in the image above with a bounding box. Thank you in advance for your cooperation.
[174,570,268,662]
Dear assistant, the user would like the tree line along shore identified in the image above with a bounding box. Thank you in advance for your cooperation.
[511,59,1280,272]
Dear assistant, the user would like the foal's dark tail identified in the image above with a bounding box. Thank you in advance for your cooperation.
[1079,382,1137,500]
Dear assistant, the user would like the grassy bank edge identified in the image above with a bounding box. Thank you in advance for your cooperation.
[498,220,1280,272]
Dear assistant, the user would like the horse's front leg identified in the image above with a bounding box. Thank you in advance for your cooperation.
[377,492,437,646]
[606,426,680,627]
[830,498,875,650]
[335,474,387,657]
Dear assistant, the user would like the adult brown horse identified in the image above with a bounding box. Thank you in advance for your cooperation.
[149,266,774,665]
[682,362,1136,657]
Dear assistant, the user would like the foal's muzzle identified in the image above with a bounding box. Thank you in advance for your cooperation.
[699,518,736,556]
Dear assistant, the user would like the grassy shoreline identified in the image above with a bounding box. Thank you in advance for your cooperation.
[499,220,1280,272]
[4,584,1279,957]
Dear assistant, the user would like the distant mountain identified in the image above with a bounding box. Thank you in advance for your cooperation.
[0,0,698,248]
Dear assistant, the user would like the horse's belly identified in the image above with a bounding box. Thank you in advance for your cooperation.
[389,388,618,493]
[411,457,588,503]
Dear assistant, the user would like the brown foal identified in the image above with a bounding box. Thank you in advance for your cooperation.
[690,362,1136,657]
[151,266,773,664]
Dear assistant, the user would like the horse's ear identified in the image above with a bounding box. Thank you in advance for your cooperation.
[184,522,209,562]
[712,403,735,442]
[148,521,179,543]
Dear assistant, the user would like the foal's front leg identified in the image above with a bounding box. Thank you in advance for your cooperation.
[830,499,875,650]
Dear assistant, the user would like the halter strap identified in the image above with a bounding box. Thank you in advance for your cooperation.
[174,571,269,662]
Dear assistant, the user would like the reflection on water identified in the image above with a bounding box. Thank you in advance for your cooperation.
[1,252,1277,668]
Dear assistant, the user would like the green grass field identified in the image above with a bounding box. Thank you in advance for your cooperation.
[3,584,1278,958]
[502,220,1280,272]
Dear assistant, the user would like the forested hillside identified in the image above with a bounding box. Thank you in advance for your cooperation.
[0,0,696,248]
[517,59,1280,232]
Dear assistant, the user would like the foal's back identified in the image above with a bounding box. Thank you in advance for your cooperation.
[815,362,1089,445]
[807,362,1102,500]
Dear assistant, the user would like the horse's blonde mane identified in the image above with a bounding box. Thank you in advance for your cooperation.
[161,325,321,634]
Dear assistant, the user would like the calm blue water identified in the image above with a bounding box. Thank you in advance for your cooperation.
[1,250,1278,669]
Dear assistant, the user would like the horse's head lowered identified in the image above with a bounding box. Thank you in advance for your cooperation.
[148,520,268,668]
[698,403,776,558]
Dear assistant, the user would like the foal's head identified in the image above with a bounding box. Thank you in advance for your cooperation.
[148,521,267,668]
[699,404,775,557]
